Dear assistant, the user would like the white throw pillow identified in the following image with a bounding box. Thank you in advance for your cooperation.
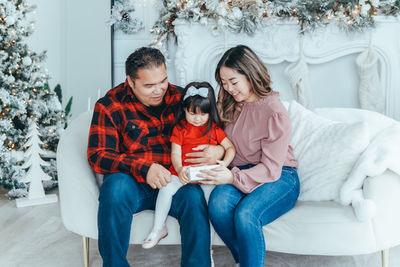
[315,107,396,139]
[288,101,369,201]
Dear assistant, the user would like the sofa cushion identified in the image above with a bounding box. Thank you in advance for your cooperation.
[288,101,369,201]
[263,200,376,255]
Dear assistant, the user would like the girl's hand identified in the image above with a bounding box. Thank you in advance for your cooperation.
[216,159,227,167]
[198,164,234,185]
[177,166,189,185]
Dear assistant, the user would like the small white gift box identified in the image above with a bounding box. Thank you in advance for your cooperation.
[187,164,220,182]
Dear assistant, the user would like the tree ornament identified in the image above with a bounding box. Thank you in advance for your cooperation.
[200,16,208,25]
[217,4,228,16]
[205,0,219,11]
[231,7,243,20]
[5,15,15,25]
[361,3,371,16]
[22,56,32,66]
[7,75,15,83]
[371,0,380,7]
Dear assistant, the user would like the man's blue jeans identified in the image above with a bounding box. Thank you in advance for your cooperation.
[98,172,211,267]
[208,166,300,267]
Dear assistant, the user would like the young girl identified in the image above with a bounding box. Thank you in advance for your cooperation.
[142,82,236,253]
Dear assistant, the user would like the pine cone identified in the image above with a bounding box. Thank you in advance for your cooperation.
[167,13,178,33]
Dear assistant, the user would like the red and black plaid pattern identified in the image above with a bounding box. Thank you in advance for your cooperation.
[87,80,182,183]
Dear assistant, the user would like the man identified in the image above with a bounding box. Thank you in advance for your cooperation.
[87,47,223,267]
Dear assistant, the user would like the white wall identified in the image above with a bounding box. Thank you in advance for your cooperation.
[25,0,63,96]
[64,0,111,117]
[24,0,112,118]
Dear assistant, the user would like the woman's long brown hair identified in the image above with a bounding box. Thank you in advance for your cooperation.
[215,45,274,126]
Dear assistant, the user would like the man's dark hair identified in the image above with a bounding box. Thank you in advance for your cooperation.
[125,47,165,79]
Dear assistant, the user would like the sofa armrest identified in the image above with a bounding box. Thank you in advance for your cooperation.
[57,111,100,239]
[363,170,400,249]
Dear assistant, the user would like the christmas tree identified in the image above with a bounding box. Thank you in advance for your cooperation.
[0,0,67,198]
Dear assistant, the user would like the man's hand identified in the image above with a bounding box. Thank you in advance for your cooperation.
[184,144,224,165]
[146,163,171,189]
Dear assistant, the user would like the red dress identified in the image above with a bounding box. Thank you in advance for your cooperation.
[169,120,227,176]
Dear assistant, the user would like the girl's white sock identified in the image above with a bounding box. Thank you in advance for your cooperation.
[153,175,182,230]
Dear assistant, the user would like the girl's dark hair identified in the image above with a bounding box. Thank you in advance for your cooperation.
[175,81,221,136]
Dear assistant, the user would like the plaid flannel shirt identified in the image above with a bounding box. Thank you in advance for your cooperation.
[87,80,182,183]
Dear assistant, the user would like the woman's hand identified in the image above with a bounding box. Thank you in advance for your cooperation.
[177,166,189,185]
[184,144,225,165]
[198,160,234,185]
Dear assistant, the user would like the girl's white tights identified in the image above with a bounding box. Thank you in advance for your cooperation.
[153,175,216,246]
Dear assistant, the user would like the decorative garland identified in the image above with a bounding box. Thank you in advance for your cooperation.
[110,0,400,48]
[107,0,144,34]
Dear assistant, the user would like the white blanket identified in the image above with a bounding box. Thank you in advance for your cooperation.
[340,123,400,221]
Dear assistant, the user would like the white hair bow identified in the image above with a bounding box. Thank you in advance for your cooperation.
[183,86,208,101]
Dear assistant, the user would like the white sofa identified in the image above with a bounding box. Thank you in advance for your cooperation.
[57,108,400,267]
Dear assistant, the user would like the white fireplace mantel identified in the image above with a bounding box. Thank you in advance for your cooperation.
[172,18,400,121]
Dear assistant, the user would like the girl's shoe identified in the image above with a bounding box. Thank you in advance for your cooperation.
[142,226,168,249]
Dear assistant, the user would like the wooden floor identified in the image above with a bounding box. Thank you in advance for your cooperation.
[1,187,399,267]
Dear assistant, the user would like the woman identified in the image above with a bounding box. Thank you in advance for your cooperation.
[200,45,300,267]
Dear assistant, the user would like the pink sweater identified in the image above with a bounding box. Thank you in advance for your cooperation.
[224,93,298,193]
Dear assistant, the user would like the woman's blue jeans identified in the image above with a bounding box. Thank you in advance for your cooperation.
[98,172,211,267]
[208,166,300,267]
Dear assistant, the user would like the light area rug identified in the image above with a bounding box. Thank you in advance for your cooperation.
[0,188,398,267]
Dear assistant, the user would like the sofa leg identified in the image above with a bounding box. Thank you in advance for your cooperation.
[82,236,90,267]
[381,249,389,267]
